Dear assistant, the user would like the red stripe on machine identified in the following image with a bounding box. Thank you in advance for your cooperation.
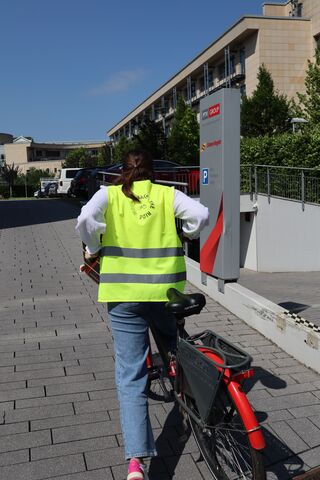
[200,196,223,274]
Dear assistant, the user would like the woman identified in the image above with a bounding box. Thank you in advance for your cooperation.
[76,150,209,480]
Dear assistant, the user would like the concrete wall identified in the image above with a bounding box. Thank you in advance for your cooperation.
[258,18,311,98]
[241,194,320,272]
[301,0,320,37]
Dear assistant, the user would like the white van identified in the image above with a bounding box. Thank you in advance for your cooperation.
[56,168,81,195]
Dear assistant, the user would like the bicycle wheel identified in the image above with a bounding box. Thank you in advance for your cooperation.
[147,351,173,402]
[184,384,265,480]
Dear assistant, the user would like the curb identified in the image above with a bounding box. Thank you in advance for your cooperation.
[186,257,320,374]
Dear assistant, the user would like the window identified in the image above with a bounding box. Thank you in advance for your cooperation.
[36,150,43,157]
[240,49,246,75]
[229,55,236,75]
[218,63,225,81]
[45,150,60,158]
[208,69,214,87]
[66,170,79,178]
[0,154,4,160]
[191,81,196,98]
[240,84,247,97]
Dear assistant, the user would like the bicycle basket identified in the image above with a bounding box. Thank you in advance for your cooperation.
[178,337,224,424]
[178,330,252,423]
[187,330,252,371]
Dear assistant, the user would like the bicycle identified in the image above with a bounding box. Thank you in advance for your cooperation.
[147,287,266,480]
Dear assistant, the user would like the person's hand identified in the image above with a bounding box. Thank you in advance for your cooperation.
[178,232,189,243]
[84,251,100,261]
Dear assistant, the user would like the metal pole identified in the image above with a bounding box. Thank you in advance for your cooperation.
[204,62,209,96]
[24,172,27,198]
[301,170,305,211]
[254,165,258,201]
[267,167,270,203]
[249,165,253,201]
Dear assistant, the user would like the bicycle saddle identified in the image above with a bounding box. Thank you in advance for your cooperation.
[166,288,206,317]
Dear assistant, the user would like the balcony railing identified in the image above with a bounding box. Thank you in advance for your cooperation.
[241,164,320,210]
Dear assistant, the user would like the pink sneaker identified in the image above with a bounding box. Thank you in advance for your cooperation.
[127,459,146,480]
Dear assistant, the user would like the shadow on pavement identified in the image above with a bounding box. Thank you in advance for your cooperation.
[149,402,192,480]
[278,302,310,314]
[0,199,81,228]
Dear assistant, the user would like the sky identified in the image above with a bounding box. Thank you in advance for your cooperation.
[1,0,265,142]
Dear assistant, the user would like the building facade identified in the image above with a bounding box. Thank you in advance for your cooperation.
[3,136,107,174]
[107,0,318,142]
[0,133,13,167]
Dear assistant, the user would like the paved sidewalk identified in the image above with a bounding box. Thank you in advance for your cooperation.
[0,199,320,479]
[239,269,320,328]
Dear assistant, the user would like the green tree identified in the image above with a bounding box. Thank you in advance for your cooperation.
[295,46,320,126]
[133,119,167,159]
[241,65,291,137]
[167,96,199,165]
[96,143,112,167]
[62,148,97,168]
[113,136,136,163]
[0,163,21,197]
[16,167,54,188]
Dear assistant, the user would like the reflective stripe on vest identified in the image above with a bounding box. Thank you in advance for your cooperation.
[100,272,186,283]
[100,246,184,258]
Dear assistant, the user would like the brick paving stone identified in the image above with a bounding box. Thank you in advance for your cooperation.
[28,373,94,388]
[45,470,113,480]
[0,430,51,453]
[15,360,78,373]
[0,422,28,436]
[0,453,86,480]
[16,392,88,409]
[45,379,115,397]
[299,446,320,468]
[0,449,29,467]
[31,411,111,431]
[85,446,131,472]
[0,367,65,383]
[269,421,309,453]
[88,389,117,401]
[289,404,320,418]
[0,386,44,402]
[3,403,74,423]
[52,419,122,443]
[251,392,320,412]
[31,435,118,460]
[286,418,320,448]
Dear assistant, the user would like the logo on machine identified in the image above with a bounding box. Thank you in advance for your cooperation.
[208,103,220,118]
[201,139,222,152]
[201,110,209,120]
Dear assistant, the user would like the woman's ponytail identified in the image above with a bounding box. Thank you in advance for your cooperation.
[115,150,154,202]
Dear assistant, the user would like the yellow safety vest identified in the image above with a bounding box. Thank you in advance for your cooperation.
[98,180,186,302]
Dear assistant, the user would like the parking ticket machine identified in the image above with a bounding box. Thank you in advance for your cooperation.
[199,88,240,290]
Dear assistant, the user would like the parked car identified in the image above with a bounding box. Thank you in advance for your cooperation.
[56,168,81,195]
[99,160,199,194]
[69,165,125,199]
[34,182,58,198]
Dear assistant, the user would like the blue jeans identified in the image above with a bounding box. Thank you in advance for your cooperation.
[107,302,176,460]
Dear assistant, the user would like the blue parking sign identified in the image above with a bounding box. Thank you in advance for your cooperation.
[202,168,209,185]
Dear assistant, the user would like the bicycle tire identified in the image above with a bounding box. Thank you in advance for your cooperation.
[147,352,173,402]
[184,384,266,480]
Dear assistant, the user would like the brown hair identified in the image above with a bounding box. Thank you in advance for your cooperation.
[116,150,154,202]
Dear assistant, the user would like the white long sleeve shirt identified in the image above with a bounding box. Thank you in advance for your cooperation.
[76,186,209,255]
